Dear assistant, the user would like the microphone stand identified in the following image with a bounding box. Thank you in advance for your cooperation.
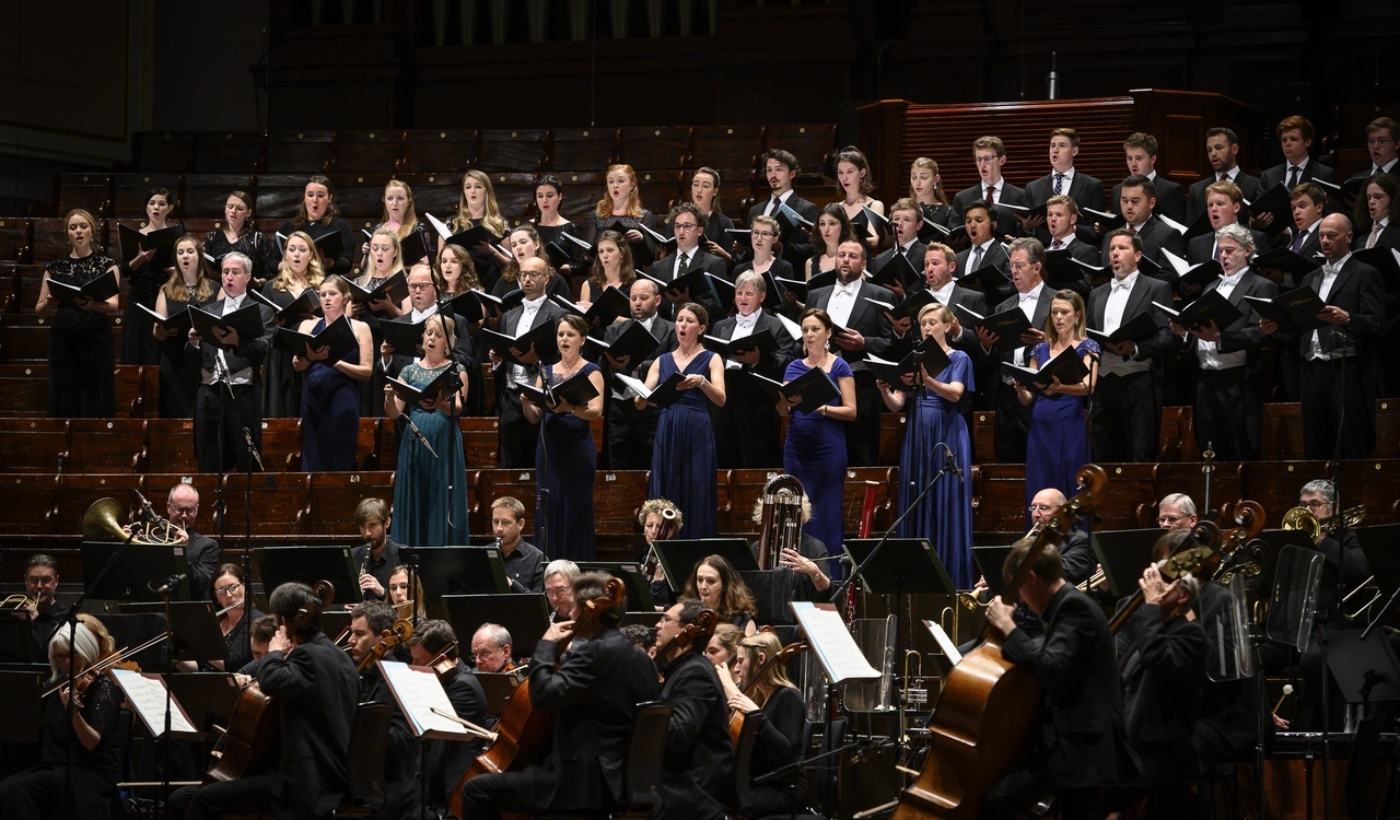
[155,573,181,816]
[241,427,263,667]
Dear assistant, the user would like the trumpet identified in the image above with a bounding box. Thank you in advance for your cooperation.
[1,594,36,610]
[1281,504,1366,542]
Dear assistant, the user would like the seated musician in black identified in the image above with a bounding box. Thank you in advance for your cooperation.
[653,598,738,820]
[405,619,488,817]
[747,496,831,602]
[982,542,1138,820]
[458,571,662,819]
[722,630,809,815]
[171,581,359,820]
[349,600,420,820]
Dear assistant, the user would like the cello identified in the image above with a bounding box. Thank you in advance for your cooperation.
[893,464,1105,820]
[727,633,809,746]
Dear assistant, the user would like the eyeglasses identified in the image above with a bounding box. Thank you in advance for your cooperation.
[544,586,571,599]
[519,270,547,280]
[974,156,999,165]
[214,583,242,597]
[673,223,699,231]
[471,648,501,660]
[1009,261,1034,271]
[1301,500,1330,510]
[1158,515,1186,525]
[751,231,777,239]
[169,504,197,515]
[658,614,682,625]
[407,282,434,291]
[1367,138,1395,146]
[1027,504,1057,513]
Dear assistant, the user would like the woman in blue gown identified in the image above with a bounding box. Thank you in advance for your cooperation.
[780,308,857,574]
[878,303,975,589]
[383,313,469,546]
[294,275,373,471]
[641,303,727,538]
[522,314,606,561]
[1018,289,1098,525]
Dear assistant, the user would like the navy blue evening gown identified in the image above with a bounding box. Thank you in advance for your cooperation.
[782,357,850,573]
[301,318,361,471]
[535,362,599,561]
[648,351,718,538]
[1024,339,1099,524]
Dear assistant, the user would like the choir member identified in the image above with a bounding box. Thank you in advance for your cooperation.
[494,223,570,301]
[404,620,487,817]
[439,243,487,413]
[1157,494,1198,530]
[153,235,217,417]
[1186,128,1260,225]
[682,555,757,634]
[203,190,273,287]
[213,563,264,673]
[490,496,546,594]
[21,554,67,659]
[1043,195,1098,290]
[459,572,662,818]
[688,166,736,267]
[878,303,975,587]
[373,179,435,268]
[732,215,794,317]
[1170,224,1276,461]
[1353,173,1400,396]
[35,209,118,418]
[1260,214,1385,459]
[470,624,516,674]
[0,622,121,818]
[347,601,420,820]
[745,497,832,601]
[976,237,1053,463]
[1018,290,1098,523]
[952,136,1028,229]
[350,497,401,602]
[543,559,580,622]
[448,170,511,292]
[1023,128,1106,239]
[706,623,744,668]
[1107,176,1184,271]
[1256,116,1338,213]
[493,256,567,467]
[530,175,583,276]
[384,313,469,546]
[1186,181,1272,266]
[275,175,356,276]
[603,278,674,469]
[1110,133,1186,224]
[521,315,605,561]
[653,598,737,820]
[1087,229,1174,463]
[1342,118,1400,211]
[954,200,1011,284]
[262,229,326,418]
[724,631,808,816]
[805,203,858,281]
[293,275,373,471]
[582,163,658,268]
[1027,488,1094,586]
[186,252,275,473]
[122,187,180,365]
[712,272,798,468]
[356,226,406,416]
[872,198,927,297]
[780,308,855,570]
[651,203,727,318]
[981,542,1136,820]
[384,265,475,392]
[833,146,885,250]
[909,156,961,232]
[908,243,987,356]
[748,149,820,271]
[1268,182,1327,284]
[579,229,636,314]
[386,565,425,620]
[640,302,726,538]
[806,240,896,467]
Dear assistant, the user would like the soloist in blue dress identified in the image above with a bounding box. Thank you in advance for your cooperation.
[301,318,361,471]
[648,350,718,538]
[897,349,975,589]
[782,357,852,573]
[535,362,599,561]
[391,360,469,547]
[1024,339,1099,523]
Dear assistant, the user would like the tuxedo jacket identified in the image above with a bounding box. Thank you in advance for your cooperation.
[1258,160,1338,190]
[496,300,569,409]
[1181,270,1277,371]
[1187,172,1260,225]
[984,287,1058,368]
[953,182,1028,235]
[1281,225,1323,260]
[650,246,730,319]
[954,241,1011,279]
[872,240,928,284]
[184,298,276,379]
[1186,229,1273,266]
[603,315,675,377]
[1108,215,1185,271]
[1086,273,1176,364]
[1111,176,1187,224]
[895,283,990,361]
[1293,256,1385,358]
[1120,606,1208,785]
[1050,235,1101,267]
[1361,222,1400,252]
[748,193,820,269]
[711,311,800,379]
[805,279,897,363]
[1025,171,1107,213]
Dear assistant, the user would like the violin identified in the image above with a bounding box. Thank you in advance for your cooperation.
[727,632,809,747]
[425,641,460,684]
[357,618,414,673]
[44,633,162,698]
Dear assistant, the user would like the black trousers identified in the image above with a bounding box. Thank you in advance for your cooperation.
[194,382,263,473]
[981,764,1095,820]
[0,764,112,820]
[847,371,882,467]
[168,775,277,820]
[496,387,540,468]
[1090,369,1161,463]
[994,379,1031,464]
[458,767,561,820]
[1194,366,1260,461]
[606,395,661,470]
[711,375,783,469]
[1300,356,1376,459]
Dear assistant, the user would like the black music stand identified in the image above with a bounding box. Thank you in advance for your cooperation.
[1326,629,1400,707]
[620,611,663,628]
[972,545,1015,597]
[739,570,797,626]
[442,594,550,660]
[653,538,758,594]
[80,542,185,603]
[411,548,511,619]
[119,602,229,665]
[166,672,243,741]
[93,613,169,670]
[255,546,359,603]
[575,562,656,611]
[475,672,522,715]
[0,669,44,742]
[1091,529,1165,597]
[0,612,39,663]
[841,539,956,596]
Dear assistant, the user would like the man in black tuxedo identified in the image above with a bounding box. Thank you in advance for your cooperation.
[982,542,1137,820]
[173,581,360,820]
[654,203,729,320]
[746,149,821,270]
[1258,116,1339,193]
[1028,488,1094,587]
[1022,128,1106,241]
[602,278,675,469]
[806,240,896,466]
[953,135,1028,230]
[1042,195,1095,301]
[898,242,992,415]
[493,256,567,468]
[1186,181,1272,265]
[1343,117,1400,198]
[405,620,488,817]
[654,598,737,820]
[1106,175,1185,271]
[1260,214,1385,459]
[1111,132,1186,223]
[1088,230,1175,463]
[975,238,1054,463]
[349,601,421,819]
[955,201,1013,305]
[1186,127,1261,225]
[160,483,219,601]
[710,272,799,468]
[376,264,476,379]
[1170,224,1277,461]
[871,197,927,291]
[460,572,663,819]
[1263,183,1328,282]
[186,251,275,474]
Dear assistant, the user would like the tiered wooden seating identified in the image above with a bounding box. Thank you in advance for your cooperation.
[548,128,619,172]
[330,173,396,222]
[32,217,103,264]
[50,473,140,536]
[1237,460,1330,529]
[766,123,838,178]
[460,416,499,466]
[1374,399,1400,458]
[633,169,684,218]
[971,410,996,464]
[1152,461,1243,519]
[0,362,47,413]
[192,132,265,174]
[554,172,605,223]
[470,468,535,535]
[215,472,312,538]
[263,131,335,175]
[56,173,110,218]
[111,174,182,219]
[132,131,193,174]
[687,126,763,177]
[1261,403,1306,461]
[355,418,384,470]
[0,218,32,263]
[115,365,158,418]
[878,413,906,466]
[1092,464,1158,531]
[719,469,781,535]
[618,127,691,171]
[335,130,406,173]
[594,470,650,535]
[839,467,899,538]
[303,471,396,533]
[183,174,254,219]
[475,129,547,174]
[395,173,461,217]
[66,419,145,473]
[1157,406,1190,462]
[255,174,314,223]
[400,129,477,174]
[0,473,58,533]
[970,463,1027,535]
[0,418,68,472]
[485,173,540,224]
[140,418,200,474]
[259,418,303,471]
[373,416,400,472]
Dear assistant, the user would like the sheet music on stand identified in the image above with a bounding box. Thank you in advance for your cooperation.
[378,660,478,741]
[791,602,881,684]
[110,668,200,738]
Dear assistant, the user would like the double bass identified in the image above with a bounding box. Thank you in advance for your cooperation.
[893,465,1105,820]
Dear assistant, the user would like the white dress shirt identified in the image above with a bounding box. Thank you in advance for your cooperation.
[1197,269,1248,370]
[1307,252,1351,361]
[509,294,548,387]
[827,278,861,329]
[202,293,254,386]
[929,280,957,305]
[1099,271,1150,376]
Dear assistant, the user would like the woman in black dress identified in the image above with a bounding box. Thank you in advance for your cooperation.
[261,230,326,418]
[722,631,808,815]
[122,187,179,365]
[447,170,512,292]
[531,175,583,277]
[439,244,487,414]
[356,227,407,415]
[582,164,658,269]
[212,563,264,674]
[35,209,119,417]
[371,179,435,269]
[153,235,218,417]
[682,554,758,634]
[909,156,961,232]
[690,166,736,269]
[204,190,272,288]
[276,175,356,276]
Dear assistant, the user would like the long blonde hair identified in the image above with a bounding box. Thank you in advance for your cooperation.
[595,164,643,219]
[452,170,507,238]
[162,235,218,304]
[738,631,797,705]
[271,230,327,293]
[357,226,404,286]
[380,179,420,238]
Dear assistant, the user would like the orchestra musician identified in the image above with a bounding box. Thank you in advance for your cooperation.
[543,559,581,623]
[746,497,832,601]
[170,581,359,820]
[404,619,488,816]
[470,624,516,674]
[348,601,419,820]
[457,571,662,819]
[489,496,546,594]
[386,565,425,620]
[212,563,264,674]
[149,482,220,601]
[35,208,119,418]
[622,624,658,653]
[153,235,218,418]
[641,497,684,604]
[653,598,737,820]
[1156,493,1199,530]
[673,555,757,635]
[20,554,67,655]
[349,497,401,602]
[239,614,278,678]
[705,623,744,668]
[0,622,122,818]
[982,541,1138,819]
[721,631,808,816]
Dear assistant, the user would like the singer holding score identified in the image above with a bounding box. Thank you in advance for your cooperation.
[293,275,374,472]
[877,303,975,587]
[384,313,469,547]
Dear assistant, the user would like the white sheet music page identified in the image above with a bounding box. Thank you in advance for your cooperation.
[791,602,881,684]
[379,660,474,741]
[111,669,198,737]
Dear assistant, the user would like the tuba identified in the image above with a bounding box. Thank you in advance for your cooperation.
[81,498,183,545]
[756,475,804,570]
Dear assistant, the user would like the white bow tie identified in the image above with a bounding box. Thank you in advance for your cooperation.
[1019,292,1037,304]
[836,282,859,296]
[735,314,757,328]
[1111,278,1133,292]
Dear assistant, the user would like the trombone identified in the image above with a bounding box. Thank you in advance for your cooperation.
[1,594,36,611]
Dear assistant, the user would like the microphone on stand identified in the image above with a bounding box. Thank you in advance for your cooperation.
[398,413,439,459]
[941,443,964,484]
[241,427,266,472]
[148,573,187,595]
